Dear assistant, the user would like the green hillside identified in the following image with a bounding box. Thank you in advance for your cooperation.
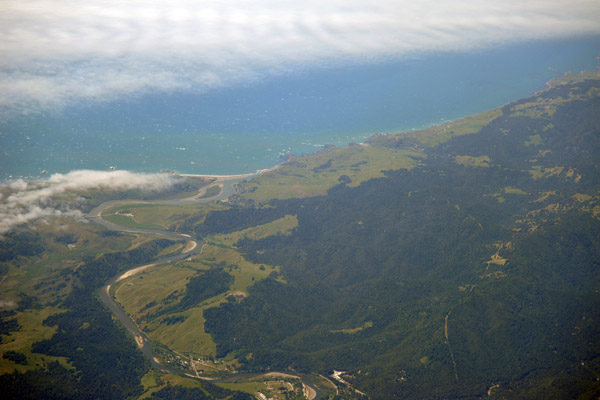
[1,71,599,399]
[198,72,600,398]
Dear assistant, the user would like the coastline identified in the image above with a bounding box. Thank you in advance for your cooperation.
[176,164,281,180]
[4,37,600,182]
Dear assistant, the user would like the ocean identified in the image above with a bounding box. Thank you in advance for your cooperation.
[1,36,599,180]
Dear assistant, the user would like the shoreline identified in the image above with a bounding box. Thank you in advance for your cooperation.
[176,164,281,180]
[1,164,282,185]
[5,65,595,185]
[177,172,257,180]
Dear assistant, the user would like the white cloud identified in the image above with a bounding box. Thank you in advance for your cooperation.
[1,0,599,114]
[0,170,175,235]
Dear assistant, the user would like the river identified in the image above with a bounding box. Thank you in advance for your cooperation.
[90,174,321,399]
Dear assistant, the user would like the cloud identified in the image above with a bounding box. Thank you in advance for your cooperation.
[0,170,175,235]
[1,0,599,115]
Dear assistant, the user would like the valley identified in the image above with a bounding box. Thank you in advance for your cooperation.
[1,70,600,399]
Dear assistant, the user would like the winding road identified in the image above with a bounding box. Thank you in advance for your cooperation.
[88,173,321,399]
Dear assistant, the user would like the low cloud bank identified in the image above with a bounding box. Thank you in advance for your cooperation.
[0,170,175,235]
[1,0,599,115]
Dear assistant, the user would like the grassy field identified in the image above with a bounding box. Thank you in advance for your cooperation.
[216,373,309,400]
[237,108,502,204]
[113,264,199,317]
[155,241,186,258]
[217,380,265,394]
[136,370,209,399]
[0,219,150,374]
[454,155,491,167]
[208,214,298,247]
[239,145,423,203]
[546,70,600,87]
[509,75,600,119]
[370,108,503,148]
[414,108,503,147]
[200,244,282,291]
[330,321,374,334]
[503,186,527,195]
[0,307,72,374]
[529,165,564,179]
[103,202,228,231]
[115,240,283,358]
[113,211,290,359]
[103,214,166,230]
[534,191,557,203]
[112,261,219,356]
[199,185,222,199]
[524,134,543,146]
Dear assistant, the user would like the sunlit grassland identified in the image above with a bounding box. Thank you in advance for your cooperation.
[412,108,502,147]
[208,214,298,247]
[114,223,284,357]
[113,262,219,356]
[216,380,265,395]
[231,102,507,205]
[159,372,207,388]
[102,203,174,230]
[199,244,282,291]
[125,233,166,251]
[0,307,72,374]
[371,108,502,148]
[2,223,133,316]
[113,264,199,318]
[199,185,222,199]
[528,166,564,179]
[216,372,327,399]
[0,220,141,373]
[510,97,564,118]
[454,155,491,167]
[151,305,219,357]
[503,187,527,195]
[99,177,298,356]
[240,145,423,203]
[509,76,600,119]
[330,320,374,334]
[524,191,600,224]
[572,193,593,202]
[155,241,185,258]
[546,70,600,87]
[487,187,527,203]
[309,372,339,395]
[524,134,543,146]
[12,219,134,287]
[571,193,600,217]
[138,371,162,399]
[103,202,228,231]
[534,191,557,203]
[102,214,166,230]
[137,371,207,399]
[140,369,159,390]
[146,244,279,356]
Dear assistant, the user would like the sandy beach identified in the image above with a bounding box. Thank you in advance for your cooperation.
[178,173,255,180]
[115,263,156,283]
[177,164,280,180]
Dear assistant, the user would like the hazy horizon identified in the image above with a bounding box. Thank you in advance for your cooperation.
[2,0,599,117]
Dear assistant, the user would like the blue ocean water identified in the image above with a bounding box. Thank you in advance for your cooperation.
[1,36,599,179]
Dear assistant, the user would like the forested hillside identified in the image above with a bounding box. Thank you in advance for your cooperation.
[199,74,600,398]
[1,72,599,399]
